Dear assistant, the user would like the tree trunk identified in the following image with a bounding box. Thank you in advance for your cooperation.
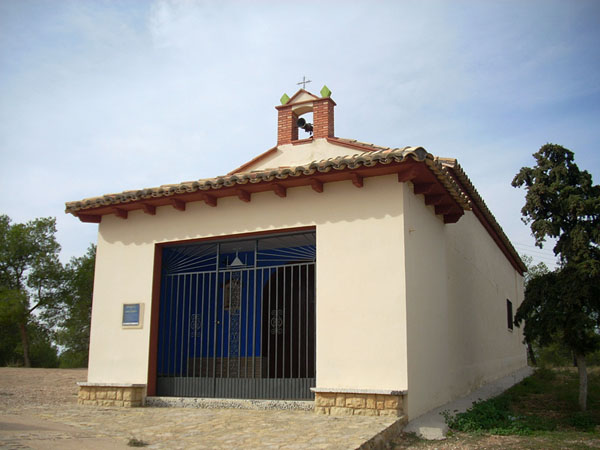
[18,321,31,368]
[526,340,537,366]
[575,352,588,411]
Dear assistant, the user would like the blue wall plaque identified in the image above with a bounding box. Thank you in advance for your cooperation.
[122,303,141,326]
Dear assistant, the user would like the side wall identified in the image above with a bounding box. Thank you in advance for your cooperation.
[404,185,526,420]
[87,175,409,393]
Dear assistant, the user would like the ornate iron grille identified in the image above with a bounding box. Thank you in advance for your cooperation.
[156,231,316,400]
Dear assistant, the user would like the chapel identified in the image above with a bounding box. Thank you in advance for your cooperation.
[66,86,527,420]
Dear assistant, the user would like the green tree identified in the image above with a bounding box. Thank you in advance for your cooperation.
[520,255,550,366]
[512,143,600,410]
[0,215,63,367]
[53,244,95,368]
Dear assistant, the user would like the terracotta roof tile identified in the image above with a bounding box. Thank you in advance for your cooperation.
[65,146,470,214]
[438,157,526,273]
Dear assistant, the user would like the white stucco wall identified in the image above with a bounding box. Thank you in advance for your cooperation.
[403,184,527,419]
[87,174,409,393]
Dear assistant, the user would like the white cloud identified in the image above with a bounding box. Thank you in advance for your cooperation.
[0,0,598,264]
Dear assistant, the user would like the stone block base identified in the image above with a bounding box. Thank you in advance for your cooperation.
[313,390,406,417]
[77,383,146,407]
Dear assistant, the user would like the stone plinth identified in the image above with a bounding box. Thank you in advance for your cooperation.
[312,388,407,418]
[77,382,146,407]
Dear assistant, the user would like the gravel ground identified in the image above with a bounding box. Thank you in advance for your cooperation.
[6,368,595,449]
[0,368,399,449]
[0,367,86,411]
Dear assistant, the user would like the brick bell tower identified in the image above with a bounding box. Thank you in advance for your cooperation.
[275,85,336,146]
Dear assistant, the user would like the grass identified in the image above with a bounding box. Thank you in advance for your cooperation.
[391,367,600,449]
[443,367,600,435]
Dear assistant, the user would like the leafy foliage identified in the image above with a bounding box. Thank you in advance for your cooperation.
[512,143,599,272]
[520,255,550,366]
[516,267,600,355]
[521,255,550,285]
[0,288,58,367]
[54,245,96,368]
[0,215,63,366]
[512,144,600,410]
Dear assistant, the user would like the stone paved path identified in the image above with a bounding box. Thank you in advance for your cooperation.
[2,403,397,449]
[0,368,398,449]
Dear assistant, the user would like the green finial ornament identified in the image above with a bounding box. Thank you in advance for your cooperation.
[280,93,290,105]
[320,85,332,98]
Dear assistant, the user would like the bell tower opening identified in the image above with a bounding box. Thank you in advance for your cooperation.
[275,85,335,146]
[297,112,314,138]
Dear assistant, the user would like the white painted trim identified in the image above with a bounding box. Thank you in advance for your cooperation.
[77,382,146,387]
[310,387,407,395]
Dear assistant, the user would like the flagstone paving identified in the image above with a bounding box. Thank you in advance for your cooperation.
[2,403,398,449]
[0,368,399,449]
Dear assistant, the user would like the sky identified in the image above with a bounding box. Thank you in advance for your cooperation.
[1,0,599,269]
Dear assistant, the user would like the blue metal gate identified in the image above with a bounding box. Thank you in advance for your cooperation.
[156,231,316,400]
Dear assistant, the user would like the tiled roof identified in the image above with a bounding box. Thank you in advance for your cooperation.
[438,157,526,273]
[64,140,525,273]
[65,146,470,213]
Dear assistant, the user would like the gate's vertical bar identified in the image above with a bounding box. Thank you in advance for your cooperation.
[226,272,231,379]
[267,267,272,378]
[305,264,309,378]
[199,272,203,384]
[186,275,193,395]
[252,240,257,378]
[168,276,175,380]
[311,262,315,379]
[221,270,226,379]
[173,276,181,394]
[289,265,293,379]
[245,267,250,378]
[193,274,199,385]
[275,267,279,379]
[212,243,220,394]
[180,275,188,395]
[282,265,286,379]
[201,271,209,379]
[297,265,301,379]
[240,269,245,379]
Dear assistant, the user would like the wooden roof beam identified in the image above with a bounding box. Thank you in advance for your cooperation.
[141,203,156,215]
[203,194,217,207]
[78,214,101,223]
[236,189,251,202]
[435,204,453,215]
[444,212,464,224]
[413,182,435,195]
[424,194,445,206]
[112,207,128,219]
[170,199,186,211]
[273,184,287,198]
[397,166,419,182]
[350,172,363,188]
[310,179,324,193]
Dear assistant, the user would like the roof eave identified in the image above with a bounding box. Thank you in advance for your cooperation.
[441,161,527,275]
[66,150,469,226]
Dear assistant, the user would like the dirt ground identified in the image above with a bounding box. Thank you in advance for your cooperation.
[1,367,599,449]
[0,367,86,411]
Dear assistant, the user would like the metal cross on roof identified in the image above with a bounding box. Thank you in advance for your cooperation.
[297,76,312,90]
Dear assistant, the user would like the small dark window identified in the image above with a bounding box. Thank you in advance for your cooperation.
[506,299,513,330]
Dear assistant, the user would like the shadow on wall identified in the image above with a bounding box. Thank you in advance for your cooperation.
[99,178,409,247]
